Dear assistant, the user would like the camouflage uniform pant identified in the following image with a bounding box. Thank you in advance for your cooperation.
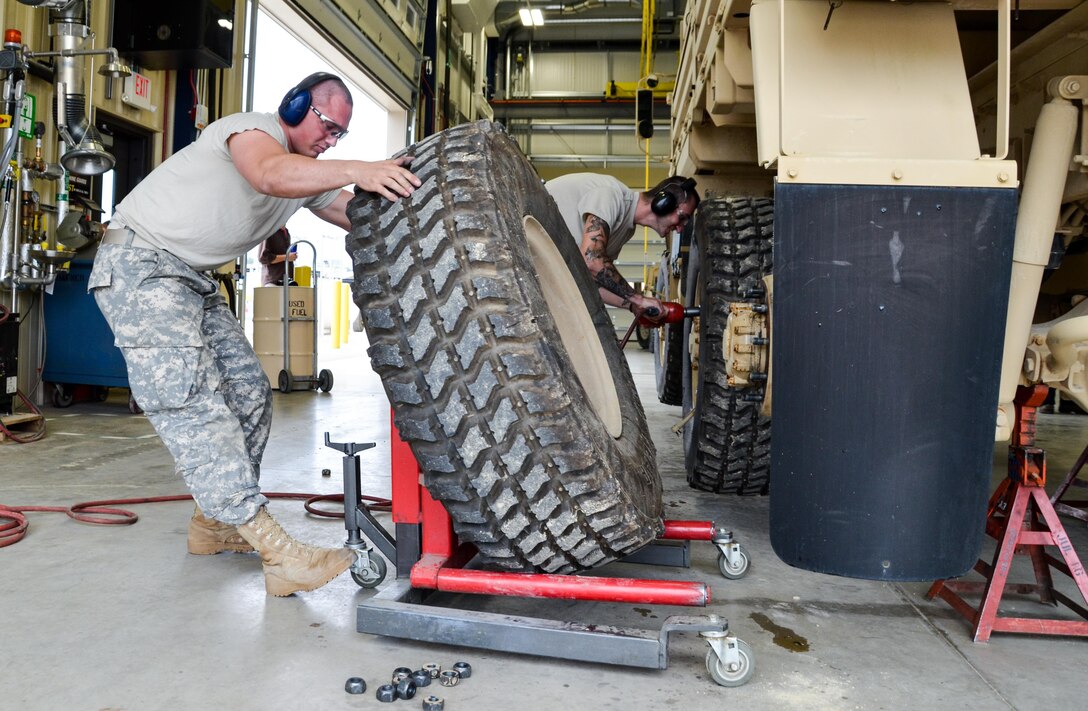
[90,243,272,525]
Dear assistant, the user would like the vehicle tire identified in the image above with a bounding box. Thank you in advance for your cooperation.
[345,120,663,573]
[681,198,773,495]
[653,253,683,406]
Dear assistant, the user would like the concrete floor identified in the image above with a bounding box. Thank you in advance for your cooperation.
[3,340,1088,710]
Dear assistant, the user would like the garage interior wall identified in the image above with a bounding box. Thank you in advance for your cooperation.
[2,0,684,405]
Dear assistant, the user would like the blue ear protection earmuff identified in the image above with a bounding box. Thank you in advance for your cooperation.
[278,72,341,126]
[650,177,698,216]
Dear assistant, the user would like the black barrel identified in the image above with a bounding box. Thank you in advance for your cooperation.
[770,183,1017,580]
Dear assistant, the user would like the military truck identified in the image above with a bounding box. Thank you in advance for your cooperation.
[658,0,1088,579]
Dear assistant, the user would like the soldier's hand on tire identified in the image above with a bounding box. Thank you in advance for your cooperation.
[354,155,421,201]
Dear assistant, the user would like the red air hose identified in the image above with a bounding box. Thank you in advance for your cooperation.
[0,491,392,548]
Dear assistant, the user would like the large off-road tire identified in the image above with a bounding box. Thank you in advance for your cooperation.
[653,253,683,406]
[346,120,663,573]
[681,198,773,495]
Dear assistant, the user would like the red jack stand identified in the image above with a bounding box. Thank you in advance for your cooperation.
[335,415,755,686]
[927,385,1088,641]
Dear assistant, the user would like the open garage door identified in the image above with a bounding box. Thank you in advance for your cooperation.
[242,0,412,341]
[250,0,411,154]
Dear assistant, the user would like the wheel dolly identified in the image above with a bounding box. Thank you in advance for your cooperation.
[325,420,756,687]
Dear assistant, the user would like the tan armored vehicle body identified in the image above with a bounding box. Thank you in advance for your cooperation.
[663,0,1088,578]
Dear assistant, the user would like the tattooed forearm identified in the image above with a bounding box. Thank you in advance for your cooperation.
[594,265,636,300]
[578,213,632,300]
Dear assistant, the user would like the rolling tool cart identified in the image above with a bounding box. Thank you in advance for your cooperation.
[326,418,755,687]
[253,239,333,393]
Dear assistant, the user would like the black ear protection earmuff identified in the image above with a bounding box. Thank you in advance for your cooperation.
[650,177,698,216]
[278,72,341,126]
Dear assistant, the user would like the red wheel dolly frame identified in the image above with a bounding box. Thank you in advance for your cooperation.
[327,418,755,686]
[927,385,1088,641]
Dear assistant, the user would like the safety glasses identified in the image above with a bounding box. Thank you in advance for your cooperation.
[309,104,348,140]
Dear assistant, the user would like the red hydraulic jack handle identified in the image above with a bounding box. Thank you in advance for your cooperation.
[618,301,699,349]
[927,385,1088,641]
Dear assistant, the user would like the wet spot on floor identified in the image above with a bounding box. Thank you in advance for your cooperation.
[750,611,810,652]
[634,607,653,617]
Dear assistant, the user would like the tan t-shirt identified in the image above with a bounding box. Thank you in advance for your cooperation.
[110,112,340,271]
[545,173,639,261]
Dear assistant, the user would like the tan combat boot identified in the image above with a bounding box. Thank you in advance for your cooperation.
[235,507,355,596]
[188,505,255,555]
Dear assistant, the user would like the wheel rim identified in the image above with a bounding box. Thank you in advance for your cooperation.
[523,215,623,438]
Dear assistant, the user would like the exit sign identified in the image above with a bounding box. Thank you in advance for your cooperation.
[122,71,155,112]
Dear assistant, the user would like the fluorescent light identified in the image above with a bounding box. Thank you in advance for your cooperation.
[519,7,544,27]
[218,18,233,30]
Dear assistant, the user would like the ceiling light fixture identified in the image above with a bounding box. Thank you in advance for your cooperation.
[519,6,545,27]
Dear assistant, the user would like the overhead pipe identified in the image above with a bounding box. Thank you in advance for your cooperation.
[43,0,93,145]
[492,0,644,99]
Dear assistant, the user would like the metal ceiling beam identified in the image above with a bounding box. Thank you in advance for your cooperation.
[490,97,671,120]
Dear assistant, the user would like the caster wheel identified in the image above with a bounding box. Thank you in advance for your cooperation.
[94,386,110,402]
[51,383,74,408]
[718,544,751,580]
[351,554,387,588]
[318,368,333,392]
[706,638,755,687]
[278,369,292,394]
